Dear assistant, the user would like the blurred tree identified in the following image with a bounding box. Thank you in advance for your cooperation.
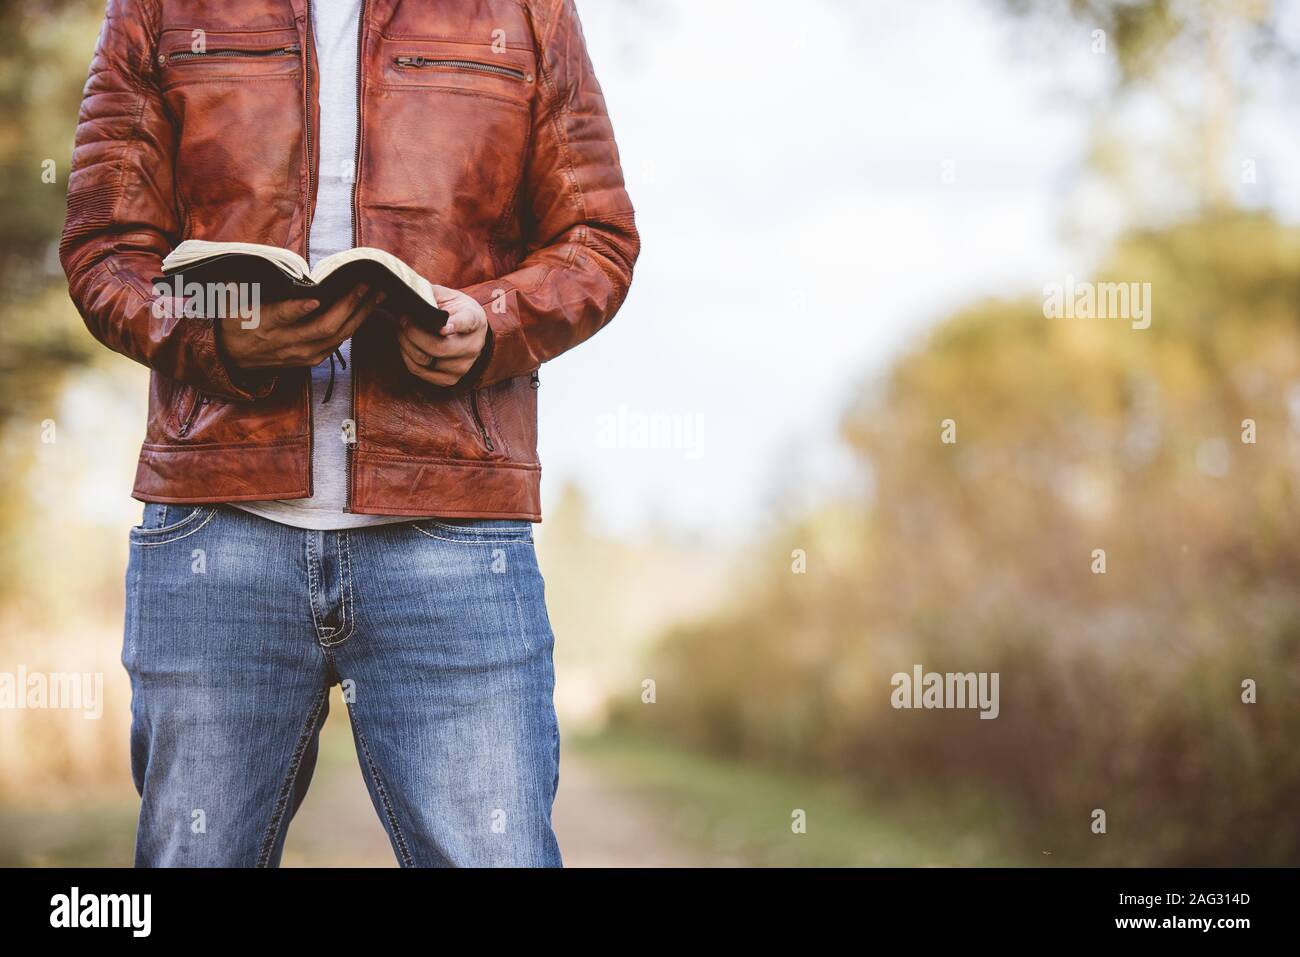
[0,0,103,423]
[993,0,1282,219]
[624,212,1300,865]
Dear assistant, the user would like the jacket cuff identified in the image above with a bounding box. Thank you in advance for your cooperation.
[462,282,536,387]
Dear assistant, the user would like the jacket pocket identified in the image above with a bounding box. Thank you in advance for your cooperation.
[129,505,219,547]
[157,28,303,87]
[173,385,206,438]
[479,376,536,464]
[158,28,304,239]
[392,56,527,83]
[409,518,533,545]
[379,36,535,103]
[465,389,498,454]
[369,37,532,240]
[161,43,300,66]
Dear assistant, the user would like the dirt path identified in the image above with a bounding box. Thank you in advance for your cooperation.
[283,740,703,867]
[552,748,707,867]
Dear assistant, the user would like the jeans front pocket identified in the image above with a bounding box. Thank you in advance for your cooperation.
[408,518,533,545]
[128,504,221,547]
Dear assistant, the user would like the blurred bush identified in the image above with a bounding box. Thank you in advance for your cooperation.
[616,214,1300,865]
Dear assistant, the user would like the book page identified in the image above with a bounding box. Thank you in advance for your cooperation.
[311,247,441,310]
[162,240,311,280]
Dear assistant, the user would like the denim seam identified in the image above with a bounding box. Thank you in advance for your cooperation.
[410,525,533,546]
[256,687,328,867]
[343,531,354,636]
[318,531,356,648]
[550,721,560,803]
[131,504,205,536]
[306,532,351,645]
[133,504,209,536]
[129,508,218,546]
[427,519,531,532]
[508,575,550,823]
[305,532,333,640]
[350,723,415,867]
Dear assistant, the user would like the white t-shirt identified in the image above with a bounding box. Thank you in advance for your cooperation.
[236,0,418,529]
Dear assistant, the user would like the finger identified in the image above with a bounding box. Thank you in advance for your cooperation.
[299,293,383,357]
[397,334,434,368]
[430,355,473,381]
[397,316,442,355]
[400,343,467,387]
[406,320,483,358]
[423,333,483,360]
[418,365,462,387]
[332,288,384,341]
[250,297,319,331]
[301,283,376,339]
[430,369,465,386]
[288,344,336,367]
[400,346,444,383]
[440,304,485,337]
[285,298,321,321]
[329,286,384,338]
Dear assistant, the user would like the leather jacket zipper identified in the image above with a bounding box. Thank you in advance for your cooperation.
[469,391,495,452]
[177,390,206,437]
[393,56,525,81]
[303,7,316,263]
[163,45,299,65]
[344,0,368,512]
[303,1,316,495]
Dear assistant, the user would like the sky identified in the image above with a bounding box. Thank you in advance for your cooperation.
[537,0,1096,536]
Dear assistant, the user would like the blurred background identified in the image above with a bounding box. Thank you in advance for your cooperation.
[3,0,1300,866]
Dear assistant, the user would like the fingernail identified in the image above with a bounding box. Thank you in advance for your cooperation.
[302,300,320,312]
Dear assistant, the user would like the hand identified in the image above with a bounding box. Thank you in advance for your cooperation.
[218,284,386,370]
[395,286,488,387]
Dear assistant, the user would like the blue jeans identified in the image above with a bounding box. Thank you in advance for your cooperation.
[122,503,562,867]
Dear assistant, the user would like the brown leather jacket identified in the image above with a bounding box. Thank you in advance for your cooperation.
[60,0,638,520]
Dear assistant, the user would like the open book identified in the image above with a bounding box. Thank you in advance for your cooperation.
[160,240,449,331]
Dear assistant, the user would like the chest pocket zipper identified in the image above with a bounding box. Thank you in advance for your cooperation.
[160,45,300,66]
[393,56,528,82]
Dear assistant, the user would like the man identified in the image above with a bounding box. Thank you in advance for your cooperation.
[60,0,637,867]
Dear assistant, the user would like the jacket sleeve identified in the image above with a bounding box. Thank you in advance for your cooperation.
[461,0,640,389]
[59,0,275,402]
